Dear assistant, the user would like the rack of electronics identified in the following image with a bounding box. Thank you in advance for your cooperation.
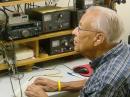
[0,1,126,97]
[0,0,126,72]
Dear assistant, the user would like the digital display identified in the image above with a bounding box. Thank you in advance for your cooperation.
[44,14,52,21]
[52,40,60,47]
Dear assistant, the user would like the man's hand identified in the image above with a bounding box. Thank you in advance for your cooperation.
[25,84,48,97]
[33,77,58,92]
[33,77,87,92]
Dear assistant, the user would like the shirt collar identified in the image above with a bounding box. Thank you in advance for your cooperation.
[90,41,125,70]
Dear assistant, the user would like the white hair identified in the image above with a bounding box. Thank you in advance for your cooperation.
[86,6,124,43]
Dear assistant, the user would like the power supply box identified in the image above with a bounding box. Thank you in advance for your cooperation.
[39,35,74,55]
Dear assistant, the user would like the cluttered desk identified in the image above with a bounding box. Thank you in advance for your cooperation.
[0,58,90,97]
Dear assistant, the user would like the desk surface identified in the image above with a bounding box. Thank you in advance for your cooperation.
[0,58,90,97]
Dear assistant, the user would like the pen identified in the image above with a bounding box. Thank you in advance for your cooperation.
[67,72,83,78]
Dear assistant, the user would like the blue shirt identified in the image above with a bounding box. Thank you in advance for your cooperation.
[80,41,130,97]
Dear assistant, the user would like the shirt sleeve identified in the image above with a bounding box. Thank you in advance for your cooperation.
[85,84,116,97]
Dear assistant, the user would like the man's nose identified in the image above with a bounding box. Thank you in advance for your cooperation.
[72,27,79,35]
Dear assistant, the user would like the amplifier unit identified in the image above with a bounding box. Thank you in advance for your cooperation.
[26,6,71,34]
[40,35,74,55]
[3,21,42,40]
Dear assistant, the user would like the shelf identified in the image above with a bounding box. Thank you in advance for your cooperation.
[0,51,78,70]
[39,30,73,40]
[37,51,78,62]
[12,29,73,44]
[0,0,43,6]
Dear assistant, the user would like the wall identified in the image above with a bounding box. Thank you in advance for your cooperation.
[116,1,130,43]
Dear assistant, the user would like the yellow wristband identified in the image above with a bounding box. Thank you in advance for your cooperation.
[58,80,61,91]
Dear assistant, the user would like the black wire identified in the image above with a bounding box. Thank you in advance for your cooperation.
[48,0,51,6]
[9,71,17,97]
[10,73,19,97]
[2,7,14,12]
[25,3,30,9]
[0,8,9,37]
[13,6,17,12]
[24,3,27,10]
[17,4,24,13]
[45,0,53,6]
[8,37,16,72]
[0,41,17,97]
[45,1,47,6]
[63,64,73,70]
[0,37,23,97]
[68,0,71,7]
[33,2,35,8]
[17,4,20,12]
[9,37,23,97]
[29,3,31,9]
[30,2,41,8]
[18,75,23,97]
[12,73,23,97]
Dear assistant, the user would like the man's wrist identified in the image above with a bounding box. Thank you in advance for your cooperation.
[60,80,86,91]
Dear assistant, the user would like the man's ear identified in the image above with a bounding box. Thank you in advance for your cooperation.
[93,32,105,46]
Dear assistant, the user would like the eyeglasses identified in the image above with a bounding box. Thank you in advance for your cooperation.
[76,26,99,33]
[77,26,90,32]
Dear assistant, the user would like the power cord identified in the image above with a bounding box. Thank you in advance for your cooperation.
[0,41,24,97]
[0,8,9,40]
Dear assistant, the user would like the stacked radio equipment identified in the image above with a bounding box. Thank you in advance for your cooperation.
[25,6,71,34]
[0,11,42,40]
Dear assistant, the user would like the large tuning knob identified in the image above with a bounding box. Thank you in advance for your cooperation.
[22,29,30,37]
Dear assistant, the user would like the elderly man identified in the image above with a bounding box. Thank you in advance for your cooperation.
[25,6,130,97]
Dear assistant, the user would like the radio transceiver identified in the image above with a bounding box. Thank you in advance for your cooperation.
[26,6,71,34]
[40,35,74,55]
[3,21,42,40]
